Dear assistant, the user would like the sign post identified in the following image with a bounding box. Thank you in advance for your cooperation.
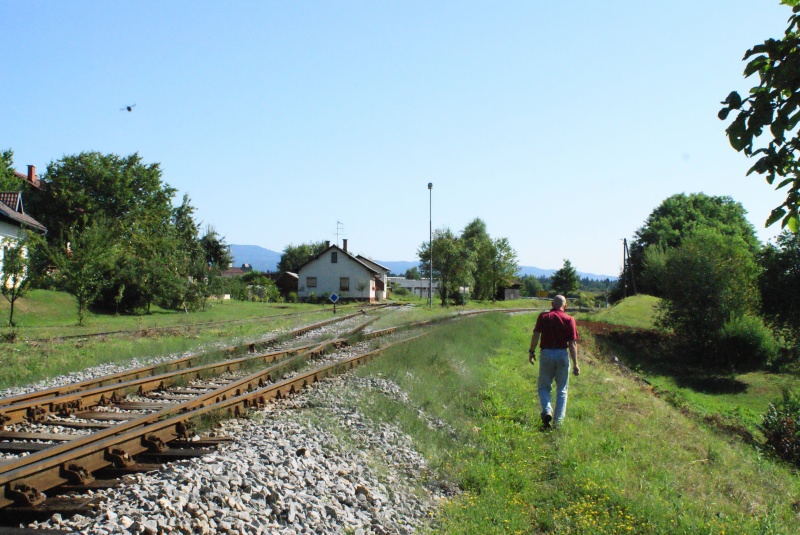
[329,293,339,313]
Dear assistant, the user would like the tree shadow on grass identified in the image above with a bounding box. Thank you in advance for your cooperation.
[593,329,749,396]
[673,375,748,395]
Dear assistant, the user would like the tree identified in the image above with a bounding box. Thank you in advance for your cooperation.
[519,274,544,297]
[355,280,368,299]
[30,151,196,314]
[461,218,494,300]
[719,1,800,232]
[550,259,579,297]
[404,266,421,280]
[488,237,519,302]
[418,228,475,306]
[653,228,760,355]
[278,241,327,273]
[760,230,800,348]
[48,221,120,325]
[194,227,232,311]
[0,149,21,191]
[628,193,760,295]
[30,152,176,240]
[0,232,38,326]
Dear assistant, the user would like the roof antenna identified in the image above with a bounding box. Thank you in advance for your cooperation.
[334,221,345,247]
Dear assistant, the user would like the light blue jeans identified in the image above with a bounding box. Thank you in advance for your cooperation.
[538,348,571,424]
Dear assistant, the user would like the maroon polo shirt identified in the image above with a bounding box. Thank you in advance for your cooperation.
[534,309,579,349]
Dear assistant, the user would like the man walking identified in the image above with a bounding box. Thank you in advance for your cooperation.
[528,295,580,428]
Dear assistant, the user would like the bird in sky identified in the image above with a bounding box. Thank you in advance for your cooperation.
[120,104,136,112]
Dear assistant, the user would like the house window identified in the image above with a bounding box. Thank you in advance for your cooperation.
[331,252,338,263]
[339,277,350,291]
[306,277,317,288]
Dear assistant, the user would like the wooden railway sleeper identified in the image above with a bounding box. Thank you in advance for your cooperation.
[7,483,46,507]
[105,448,134,468]
[143,434,168,453]
[60,463,95,486]
[26,406,46,422]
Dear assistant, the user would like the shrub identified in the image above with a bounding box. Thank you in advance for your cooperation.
[392,286,411,297]
[287,291,298,303]
[716,315,779,369]
[760,389,800,467]
[453,291,469,306]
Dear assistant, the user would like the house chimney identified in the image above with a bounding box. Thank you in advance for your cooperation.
[27,165,38,187]
[343,239,348,253]
[325,241,330,248]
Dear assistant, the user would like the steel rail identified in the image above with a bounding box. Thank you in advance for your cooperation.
[0,312,381,426]
[0,319,400,508]
[0,311,367,409]
[0,343,319,427]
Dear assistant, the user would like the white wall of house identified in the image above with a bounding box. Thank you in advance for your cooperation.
[298,249,377,302]
[0,227,27,289]
[356,257,389,300]
[0,221,23,242]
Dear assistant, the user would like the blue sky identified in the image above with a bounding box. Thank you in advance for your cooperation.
[1,1,791,276]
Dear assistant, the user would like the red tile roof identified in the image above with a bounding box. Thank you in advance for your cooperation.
[0,193,20,212]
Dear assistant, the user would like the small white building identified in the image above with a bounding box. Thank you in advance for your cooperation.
[297,240,387,303]
[387,276,439,299]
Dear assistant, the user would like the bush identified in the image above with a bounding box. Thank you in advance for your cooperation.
[453,291,469,306]
[760,389,800,467]
[716,315,779,369]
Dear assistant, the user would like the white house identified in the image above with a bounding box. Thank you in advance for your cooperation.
[297,240,386,302]
[0,192,47,287]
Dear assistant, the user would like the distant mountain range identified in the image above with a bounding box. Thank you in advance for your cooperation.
[229,244,617,281]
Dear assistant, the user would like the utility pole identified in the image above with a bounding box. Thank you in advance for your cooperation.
[622,239,627,299]
[622,238,637,297]
[428,182,433,308]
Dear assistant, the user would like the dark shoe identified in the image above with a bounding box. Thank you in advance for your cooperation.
[541,413,552,429]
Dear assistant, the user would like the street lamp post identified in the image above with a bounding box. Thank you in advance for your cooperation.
[428,182,433,308]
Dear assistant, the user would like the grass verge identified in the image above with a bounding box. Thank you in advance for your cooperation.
[352,312,800,534]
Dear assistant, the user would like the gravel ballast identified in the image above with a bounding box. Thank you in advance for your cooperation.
[26,373,455,534]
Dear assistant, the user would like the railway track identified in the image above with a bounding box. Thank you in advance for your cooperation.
[0,306,540,530]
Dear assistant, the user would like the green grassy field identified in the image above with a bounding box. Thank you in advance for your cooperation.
[574,294,660,329]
